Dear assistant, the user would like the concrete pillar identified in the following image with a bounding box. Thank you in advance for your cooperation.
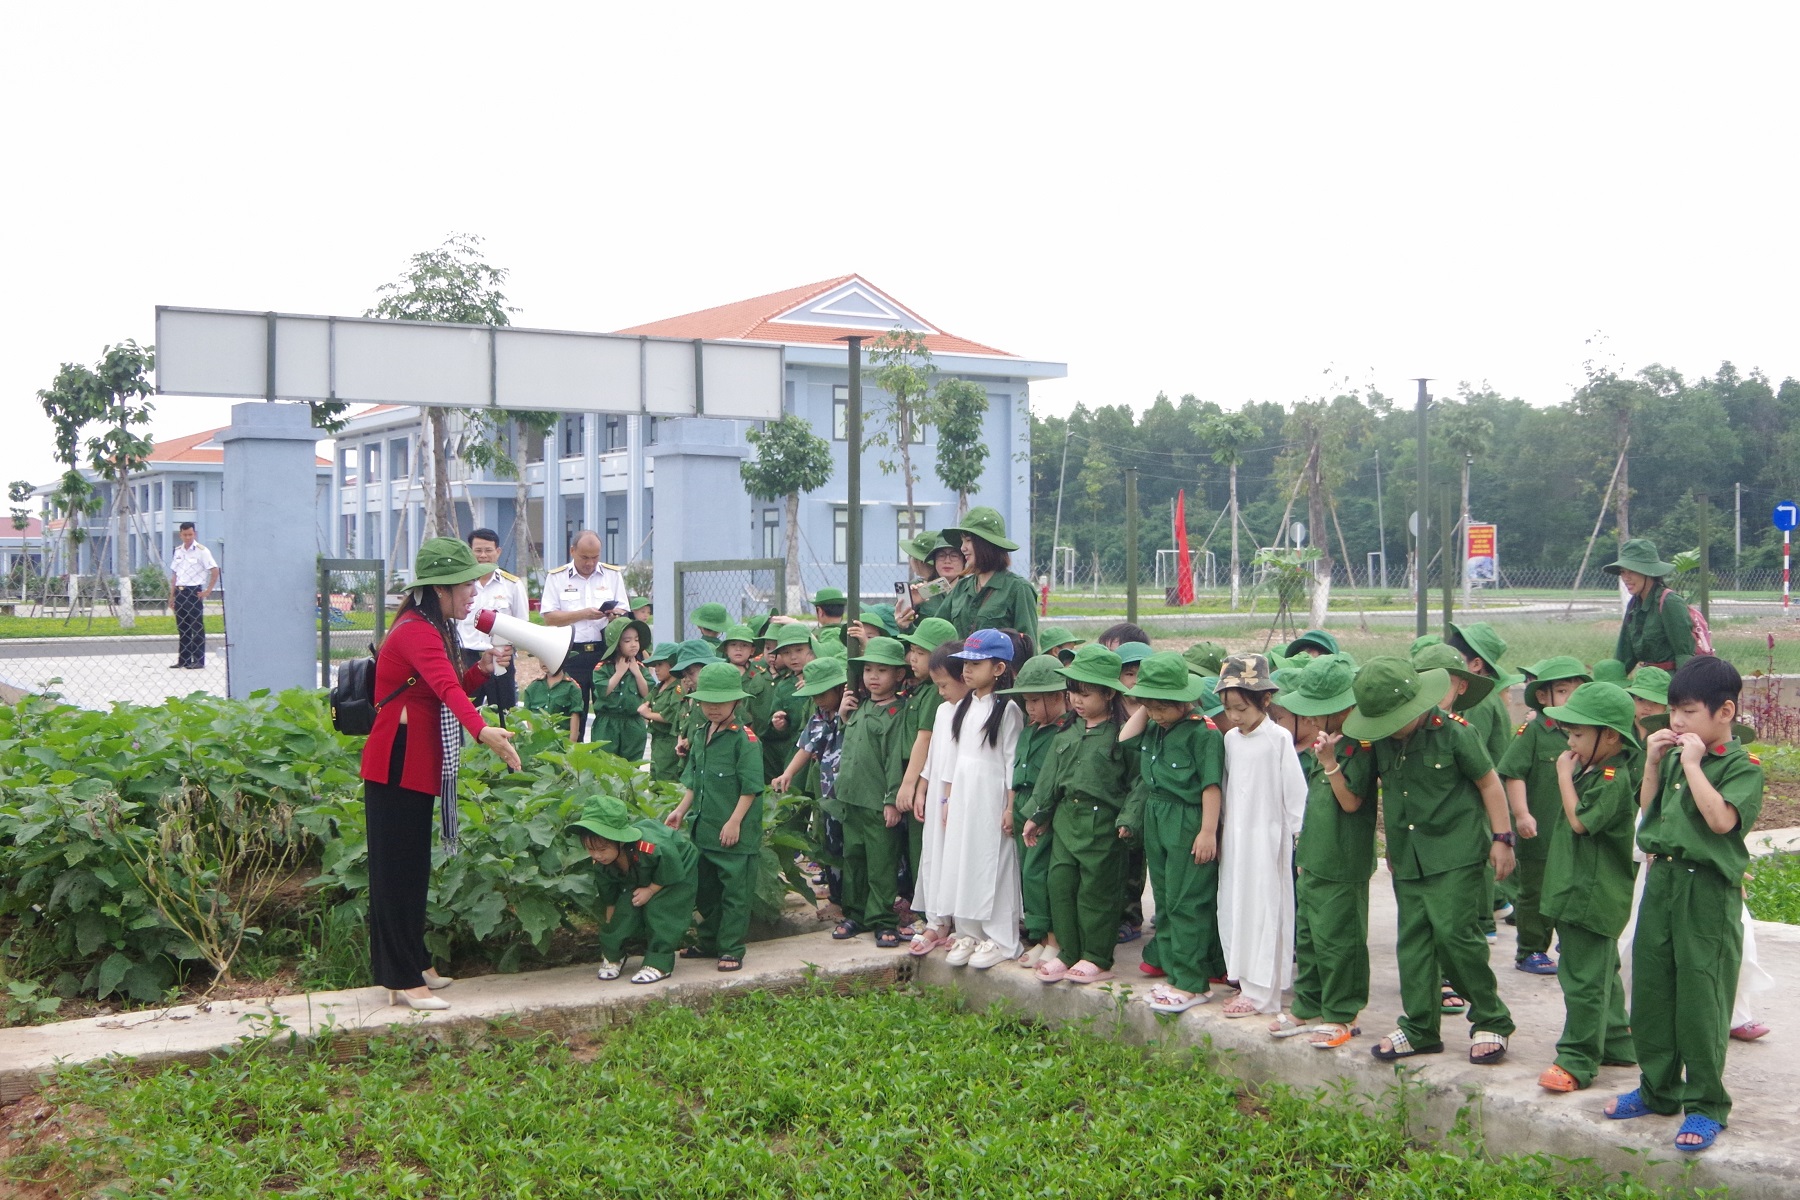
[216,402,319,699]
[643,418,751,643]
[625,414,645,562]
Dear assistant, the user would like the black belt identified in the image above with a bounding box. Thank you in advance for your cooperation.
[177,585,203,591]
[571,642,602,654]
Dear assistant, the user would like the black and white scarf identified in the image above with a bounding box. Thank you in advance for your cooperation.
[437,699,462,855]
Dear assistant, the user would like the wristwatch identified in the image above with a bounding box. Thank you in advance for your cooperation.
[1492,831,1517,847]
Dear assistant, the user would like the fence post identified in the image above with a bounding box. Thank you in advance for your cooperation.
[1125,468,1139,625]
[1697,491,1710,622]
[318,559,330,687]
[1440,489,1454,639]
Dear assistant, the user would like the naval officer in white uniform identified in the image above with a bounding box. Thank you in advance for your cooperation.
[538,530,628,740]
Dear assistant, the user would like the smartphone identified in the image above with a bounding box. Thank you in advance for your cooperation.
[893,582,907,598]
[916,577,951,599]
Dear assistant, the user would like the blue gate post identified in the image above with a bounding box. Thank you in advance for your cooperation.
[644,418,752,643]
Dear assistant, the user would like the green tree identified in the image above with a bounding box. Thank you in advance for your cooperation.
[740,415,834,611]
[7,480,33,597]
[932,378,989,519]
[462,409,561,576]
[1197,410,1261,609]
[864,330,937,512]
[366,233,518,539]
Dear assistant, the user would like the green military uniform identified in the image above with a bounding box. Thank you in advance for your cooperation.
[1030,716,1136,971]
[522,676,585,737]
[646,678,685,782]
[1632,738,1762,1124]
[589,670,651,759]
[1615,585,1698,672]
[898,678,943,888]
[943,568,1039,645]
[1497,715,1570,960]
[679,669,766,963]
[1128,713,1226,993]
[1292,743,1379,1024]
[1011,713,1071,943]
[834,691,908,934]
[762,665,808,780]
[590,817,700,974]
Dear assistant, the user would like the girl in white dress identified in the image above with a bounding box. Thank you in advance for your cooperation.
[1215,653,1309,1017]
[909,639,970,956]
[938,629,1025,971]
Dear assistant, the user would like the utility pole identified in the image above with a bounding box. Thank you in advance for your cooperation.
[1050,424,1073,589]
[1374,447,1387,590]
[839,335,865,628]
[1414,378,1431,638]
[1698,492,1711,621]
[1735,481,1742,593]
[1441,488,1455,638]
[1125,467,1139,624]
[1459,452,1473,611]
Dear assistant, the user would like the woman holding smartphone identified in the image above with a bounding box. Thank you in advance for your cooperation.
[896,531,963,630]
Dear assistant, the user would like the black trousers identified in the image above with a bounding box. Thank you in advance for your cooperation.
[461,648,516,717]
[364,727,436,990]
[173,586,206,665]
[563,643,604,742]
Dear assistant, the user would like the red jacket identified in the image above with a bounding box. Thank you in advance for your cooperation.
[360,612,490,794]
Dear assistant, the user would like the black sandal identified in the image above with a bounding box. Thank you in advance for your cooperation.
[831,920,862,940]
[1440,983,1467,1013]
[874,929,901,948]
[717,955,743,972]
[681,947,712,959]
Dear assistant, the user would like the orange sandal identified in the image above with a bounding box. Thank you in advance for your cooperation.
[1538,1064,1581,1092]
[1309,1023,1360,1049]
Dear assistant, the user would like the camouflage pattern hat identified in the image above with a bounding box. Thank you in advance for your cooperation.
[1216,652,1279,694]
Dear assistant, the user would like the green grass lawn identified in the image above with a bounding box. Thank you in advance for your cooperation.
[0,611,378,638]
[6,987,1706,1199]
[1747,852,1800,923]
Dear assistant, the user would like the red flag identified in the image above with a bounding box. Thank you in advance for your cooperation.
[1174,489,1195,605]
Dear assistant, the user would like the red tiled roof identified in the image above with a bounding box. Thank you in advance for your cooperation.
[150,427,331,467]
[0,516,46,539]
[615,275,1017,358]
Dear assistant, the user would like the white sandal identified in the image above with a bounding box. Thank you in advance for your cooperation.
[596,959,622,981]
[630,965,668,985]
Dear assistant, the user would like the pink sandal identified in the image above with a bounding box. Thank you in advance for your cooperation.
[1221,997,1260,1017]
[908,927,948,957]
[1036,956,1071,983]
[1064,960,1115,984]
[1731,1021,1771,1041]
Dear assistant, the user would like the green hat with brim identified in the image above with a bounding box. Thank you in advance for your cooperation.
[1197,676,1225,718]
[1039,626,1079,653]
[1343,657,1452,741]
[1603,538,1676,578]
[1273,653,1359,717]
[773,623,818,651]
[1285,629,1340,658]
[603,618,654,659]
[1126,652,1204,702]
[1113,641,1155,666]
[1411,642,1495,713]
[691,661,750,703]
[900,617,958,652]
[855,604,902,639]
[1217,653,1280,694]
[410,537,492,588]
[849,636,908,667]
[811,587,847,606]
[720,623,759,647]
[630,596,652,610]
[1590,658,1629,685]
[794,655,849,697]
[672,639,720,672]
[1624,666,1670,706]
[568,794,638,843]
[645,641,679,665]
[1409,633,1444,654]
[1183,641,1227,677]
[941,505,1020,552]
[692,602,730,631]
[1058,643,1123,689]
[901,531,946,562]
[1544,682,1641,748]
[1521,655,1591,703]
[1001,654,1069,694]
[1446,621,1519,686]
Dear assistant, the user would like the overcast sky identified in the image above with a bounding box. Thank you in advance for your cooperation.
[5,4,1798,490]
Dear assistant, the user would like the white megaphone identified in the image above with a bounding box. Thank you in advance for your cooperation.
[474,610,573,674]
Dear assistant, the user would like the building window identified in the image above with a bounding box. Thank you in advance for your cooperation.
[832,506,848,564]
[390,439,410,478]
[832,386,848,440]
[561,414,586,458]
[896,506,926,556]
[604,415,624,452]
[363,444,382,484]
[338,448,357,487]
[605,516,620,565]
[153,481,163,510]
[762,507,779,559]
[172,481,197,511]
[341,514,358,556]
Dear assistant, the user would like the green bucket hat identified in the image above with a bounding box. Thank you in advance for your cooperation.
[1285,629,1340,658]
[691,602,730,631]
[410,536,492,588]
[941,505,1019,551]
[1217,653,1279,694]
[850,635,908,667]
[1000,654,1069,695]
[856,604,901,639]
[1409,633,1444,655]
[644,641,679,665]
[719,622,759,647]
[1543,682,1641,748]
[1343,657,1452,741]
[1196,676,1225,718]
[1410,642,1495,712]
[901,530,945,562]
[1113,641,1155,666]
[1183,641,1227,677]
[603,617,653,659]
[1126,651,1204,703]
[1603,538,1675,578]
[1058,643,1123,690]
[568,794,638,843]
[811,587,846,606]
[691,661,750,703]
[629,596,652,610]
[1272,653,1359,717]
[900,616,958,652]
[1589,658,1629,685]
[1446,621,1517,682]
[672,639,720,672]
[773,623,818,651]
[1521,655,1591,704]
[1038,626,1080,654]
[1624,666,1670,706]
[794,655,849,697]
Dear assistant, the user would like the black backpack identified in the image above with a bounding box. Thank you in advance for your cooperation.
[329,647,416,736]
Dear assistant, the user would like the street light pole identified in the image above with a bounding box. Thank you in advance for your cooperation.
[838,335,865,629]
[1050,424,1073,589]
[1374,447,1387,590]
[1414,378,1431,638]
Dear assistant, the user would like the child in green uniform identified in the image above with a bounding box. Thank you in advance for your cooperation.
[1000,654,1072,967]
[1039,627,1081,665]
[896,617,957,917]
[669,638,721,761]
[1346,657,1517,1066]
[774,656,850,909]
[1532,682,1640,1093]
[1607,656,1763,1152]
[1271,654,1377,1048]
[1498,656,1592,974]
[523,663,585,741]
[1414,639,1507,942]
[808,588,848,652]
[570,794,699,985]
[639,643,684,783]
[1023,644,1137,984]
[691,602,730,648]
[719,623,775,740]
[762,624,816,782]
[1122,652,1225,1012]
[664,662,764,972]
[590,618,653,759]
[831,637,911,947]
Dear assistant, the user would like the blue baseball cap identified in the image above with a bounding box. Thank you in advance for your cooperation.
[949,628,1015,662]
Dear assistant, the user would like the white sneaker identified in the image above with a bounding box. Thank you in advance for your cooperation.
[969,940,1010,970]
[944,935,980,966]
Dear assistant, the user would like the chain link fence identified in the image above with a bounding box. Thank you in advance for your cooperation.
[671,559,787,640]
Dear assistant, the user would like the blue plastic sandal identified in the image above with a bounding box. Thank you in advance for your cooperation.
[1516,952,1558,975]
[1675,1113,1722,1151]
[1606,1089,1654,1120]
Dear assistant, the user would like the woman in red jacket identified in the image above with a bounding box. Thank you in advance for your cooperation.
[362,538,522,1010]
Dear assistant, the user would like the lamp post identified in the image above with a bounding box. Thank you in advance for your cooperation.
[838,336,864,628]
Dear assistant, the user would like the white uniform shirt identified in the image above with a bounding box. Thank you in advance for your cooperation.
[457,568,530,651]
[538,561,628,646]
[170,541,218,588]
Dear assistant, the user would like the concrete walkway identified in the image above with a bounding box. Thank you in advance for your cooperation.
[1,875,1796,1197]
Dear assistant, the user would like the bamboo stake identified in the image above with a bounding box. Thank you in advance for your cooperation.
[1563,436,1630,620]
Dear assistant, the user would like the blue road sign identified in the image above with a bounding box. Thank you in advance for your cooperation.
[1775,501,1800,532]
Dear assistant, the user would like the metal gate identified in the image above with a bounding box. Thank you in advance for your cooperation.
[671,558,786,639]
[317,557,388,687]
